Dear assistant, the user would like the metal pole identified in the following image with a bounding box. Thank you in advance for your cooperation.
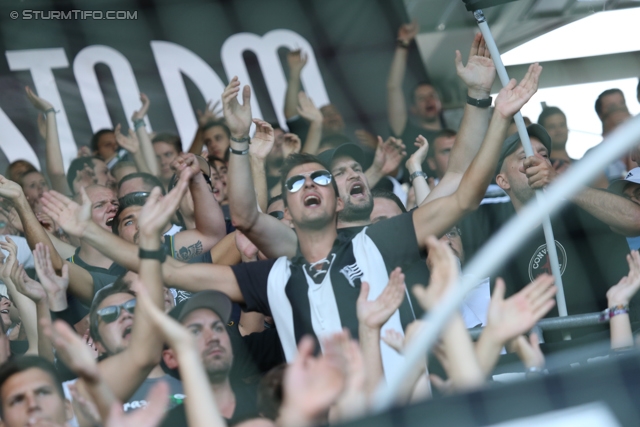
[474,9,569,326]
[372,114,640,412]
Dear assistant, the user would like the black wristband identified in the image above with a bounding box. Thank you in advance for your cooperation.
[229,146,249,155]
[466,95,492,108]
[396,39,410,49]
[230,135,250,143]
[139,247,166,263]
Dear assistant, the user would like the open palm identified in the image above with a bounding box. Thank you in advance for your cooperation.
[494,63,542,119]
[357,267,405,330]
[222,76,252,138]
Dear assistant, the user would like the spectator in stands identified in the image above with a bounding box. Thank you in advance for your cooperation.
[426,129,457,181]
[5,161,37,185]
[153,133,183,187]
[538,106,571,163]
[608,168,640,250]
[67,156,116,194]
[91,129,119,166]
[17,170,49,214]
[202,121,231,161]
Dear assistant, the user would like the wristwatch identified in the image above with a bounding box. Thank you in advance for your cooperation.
[410,171,428,182]
[466,95,492,108]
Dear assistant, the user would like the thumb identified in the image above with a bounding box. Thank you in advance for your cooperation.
[454,50,463,71]
[80,186,90,207]
[492,278,506,303]
[358,281,370,303]
[61,264,69,281]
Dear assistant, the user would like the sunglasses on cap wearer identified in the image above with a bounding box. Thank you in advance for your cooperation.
[268,211,284,220]
[284,170,332,193]
[118,192,149,208]
[96,299,136,324]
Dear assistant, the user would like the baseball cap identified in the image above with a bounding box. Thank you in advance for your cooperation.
[496,124,552,174]
[608,167,640,195]
[317,143,365,171]
[168,290,232,324]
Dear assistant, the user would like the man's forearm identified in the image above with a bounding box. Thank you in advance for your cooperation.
[82,222,141,271]
[284,74,302,119]
[229,139,261,231]
[36,300,55,362]
[387,47,409,136]
[190,174,226,244]
[136,125,160,176]
[188,127,205,156]
[250,156,269,213]
[573,188,640,236]
[15,195,64,269]
[301,120,323,155]
[44,111,72,195]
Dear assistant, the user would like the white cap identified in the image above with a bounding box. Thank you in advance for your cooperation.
[608,167,640,195]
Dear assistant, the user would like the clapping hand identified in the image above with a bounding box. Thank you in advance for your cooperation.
[131,93,150,122]
[115,124,140,154]
[406,135,429,173]
[607,250,640,306]
[357,267,405,330]
[41,188,92,239]
[372,136,406,176]
[222,76,252,139]
[494,63,542,120]
[250,119,275,160]
[454,33,496,99]
[197,100,222,127]
[414,236,459,311]
[25,86,54,112]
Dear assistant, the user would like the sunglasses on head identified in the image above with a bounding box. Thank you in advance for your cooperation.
[268,210,284,220]
[285,170,332,193]
[97,299,136,324]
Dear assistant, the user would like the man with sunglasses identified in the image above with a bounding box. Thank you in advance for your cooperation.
[608,168,640,250]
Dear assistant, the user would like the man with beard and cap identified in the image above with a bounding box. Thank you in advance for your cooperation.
[160,290,283,427]
[460,123,637,342]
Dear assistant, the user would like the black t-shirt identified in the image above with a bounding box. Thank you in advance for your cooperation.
[228,324,285,385]
[160,382,259,427]
[461,201,631,341]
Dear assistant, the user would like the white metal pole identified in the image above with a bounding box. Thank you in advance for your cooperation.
[474,9,569,322]
[373,113,640,412]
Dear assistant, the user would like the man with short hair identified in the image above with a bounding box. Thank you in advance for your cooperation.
[67,157,116,194]
[0,356,74,427]
[152,133,183,186]
[202,121,232,161]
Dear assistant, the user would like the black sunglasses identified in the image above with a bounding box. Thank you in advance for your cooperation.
[285,170,332,193]
[268,210,284,220]
[97,299,136,324]
[118,192,149,208]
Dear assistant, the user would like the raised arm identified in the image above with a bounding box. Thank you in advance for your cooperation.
[247,121,274,213]
[423,34,495,202]
[284,50,307,120]
[170,153,226,259]
[96,187,172,402]
[1,176,95,304]
[356,267,405,393]
[413,63,542,246]
[223,77,298,258]
[387,21,419,136]
[131,93,160,176]
[189,100,222,156]
[25,86,71,195]
[405,135,431,204]
[297,92,324,155]
[364,136,406,188]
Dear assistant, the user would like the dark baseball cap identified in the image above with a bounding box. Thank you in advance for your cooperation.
[608,167,640,195]
[168,290,232,324]
[496,124,552,174]
[317,143,365,171]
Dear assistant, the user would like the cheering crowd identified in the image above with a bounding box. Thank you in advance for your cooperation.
[0,21,640,427]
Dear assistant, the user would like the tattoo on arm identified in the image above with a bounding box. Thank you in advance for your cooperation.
[174,240,203,261]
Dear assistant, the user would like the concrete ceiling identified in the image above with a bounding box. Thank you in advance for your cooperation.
[405,0,640,107]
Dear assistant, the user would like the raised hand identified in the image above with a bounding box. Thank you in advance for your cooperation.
[115,123,140,154]
[222,76,252,139]
[382,320,425,355]
[282,133,302,158]
[287,49,308,75]
[354,130,378,150]
[297,92,323,124]
[41,188,92,238]
[357,267,405,330]
[249,119,275,160]
[406,135,429,173]
[607,250,640,306]
[43,319,101,384]
[0,205,24,233]
[196,100,222,127]
[414,236,459,311]
[77,146,93,158]
[0,175,25,201]
[25,86,54,112]
[11,264,46,303]
[33,243,69,310]
[131,93,150,122]
[522,153,556,189]
[454,33,496,98]
[235,230,259,262]
[138,180,189,237]
[484,275,556,345]
[281,334,347,425]
[397,21,419,43]
[72,163,97,192]
[0,238,18,283]
[36,212,56,233]
[372,136,406,176]
[494,63,542,119]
